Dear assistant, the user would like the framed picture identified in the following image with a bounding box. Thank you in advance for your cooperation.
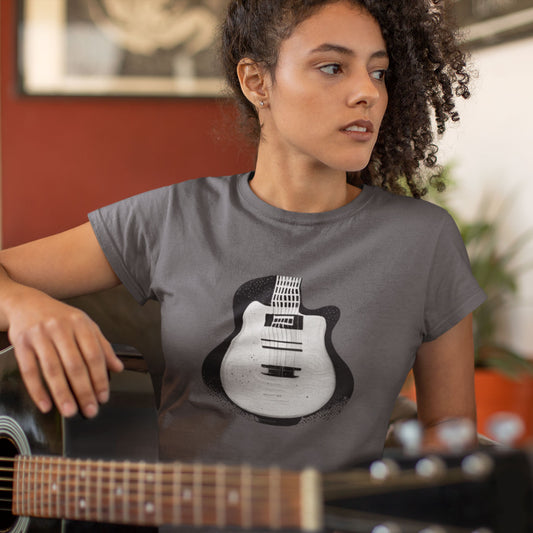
[452,0,533,49]
[18,0,230,97]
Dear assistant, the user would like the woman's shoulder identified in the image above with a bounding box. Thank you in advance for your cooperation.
[367,185,452,224]
[363,185,458,243]
[112,173,246,209]
[164,172,246,202]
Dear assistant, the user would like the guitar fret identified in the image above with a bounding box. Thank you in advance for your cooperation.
[56,459,62,518]
[24,456,29,517]
[193,463,202,526]
[29,454,39,516]
[138,462,146,524]
[23,456,28,516]
[25,456,29,517]
[83,460,90,521]
[12,458,18,516]
[40,457,45,518]
[96,460,104,522]
[74,458,80,520]
[47,456,53,518]
[155,463,163,524]
[29,457,33,517]
[144,464,156,523]
[172,462,182,525]
[269,467,282,530]
[241,465,252,529]
[123,460,130,524]
[215,464,226,528]
[181,470,193,523]
[109,461,116,523]
[64,459,70,520]
[20,457,25,516]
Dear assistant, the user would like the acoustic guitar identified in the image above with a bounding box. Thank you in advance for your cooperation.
[1,343,532,533]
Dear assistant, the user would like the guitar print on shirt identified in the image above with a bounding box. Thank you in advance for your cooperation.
[202,275,354,426]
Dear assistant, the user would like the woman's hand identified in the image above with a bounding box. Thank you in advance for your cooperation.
[0,222,124,418]
[6,285,123,418]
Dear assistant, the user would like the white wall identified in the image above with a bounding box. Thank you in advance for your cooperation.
[437,36,533,356]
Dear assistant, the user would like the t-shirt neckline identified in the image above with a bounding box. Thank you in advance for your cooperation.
[236,171,374,225]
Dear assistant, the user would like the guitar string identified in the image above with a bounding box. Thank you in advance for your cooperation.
[1,453,491,507]
[0,462,479,501]
[0,457,377,489]
[1,468,477,524]
[0,457,473,488]
[0,458,305,494]
[1,472,470,499]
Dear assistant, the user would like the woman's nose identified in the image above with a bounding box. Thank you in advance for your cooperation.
[346,71,381,107]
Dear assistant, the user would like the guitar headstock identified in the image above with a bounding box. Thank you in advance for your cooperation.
[323,444,533,532]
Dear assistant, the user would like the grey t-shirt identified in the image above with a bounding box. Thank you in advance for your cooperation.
[89,172,485,471]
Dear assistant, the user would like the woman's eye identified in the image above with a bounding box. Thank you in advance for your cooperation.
[371,69,387,81]
[319,64,342,75]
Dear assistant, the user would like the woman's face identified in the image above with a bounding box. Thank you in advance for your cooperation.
[261,1,389,173]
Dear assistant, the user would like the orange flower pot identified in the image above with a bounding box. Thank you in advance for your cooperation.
[474,369,533,446]
[401,370,533,446]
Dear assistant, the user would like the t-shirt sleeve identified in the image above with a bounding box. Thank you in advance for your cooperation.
[422,211,486,342]
[88,187,170,305]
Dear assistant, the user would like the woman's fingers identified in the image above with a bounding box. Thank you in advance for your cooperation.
[74,325,118,406]
[49,324,102,418]
[11,309,123,418]
[34,335,81,418]
[13,341,54,414]
[100,335,125,374]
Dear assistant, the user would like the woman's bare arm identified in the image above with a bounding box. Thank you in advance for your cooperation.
[0,222,124,419]
[413,314,478,451]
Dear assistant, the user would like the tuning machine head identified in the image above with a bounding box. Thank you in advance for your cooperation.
[486,412,525,447]
[435,417,477,453]
[369,458,400,481]
[393,419,423,456]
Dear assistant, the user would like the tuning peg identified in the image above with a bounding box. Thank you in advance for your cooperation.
[415,456,446,478]
[461,452,494,479]
[394,419,423,455]
[485,412,525,447]
[435,417,476,453]
[369,459,399,481]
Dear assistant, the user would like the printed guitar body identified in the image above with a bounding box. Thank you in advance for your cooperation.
[220,299,334,417]
[202,275,354,424]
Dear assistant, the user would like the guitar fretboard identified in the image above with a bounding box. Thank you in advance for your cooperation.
[271,276,302,315]
[12,456,322,530]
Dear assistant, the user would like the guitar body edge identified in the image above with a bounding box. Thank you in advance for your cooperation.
[0,345,159,533]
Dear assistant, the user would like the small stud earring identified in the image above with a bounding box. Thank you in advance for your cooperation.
[259,101,265,107]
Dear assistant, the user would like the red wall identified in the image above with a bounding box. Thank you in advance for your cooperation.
[1,0,255,248]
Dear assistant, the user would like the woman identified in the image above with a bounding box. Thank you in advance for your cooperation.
[0,0,484,468]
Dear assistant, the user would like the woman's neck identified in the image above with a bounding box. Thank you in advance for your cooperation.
[250,148,361,213]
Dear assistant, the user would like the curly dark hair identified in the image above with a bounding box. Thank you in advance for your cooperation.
[221,0,470,198]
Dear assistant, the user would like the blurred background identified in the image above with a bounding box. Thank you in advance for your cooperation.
[1,0,532,442]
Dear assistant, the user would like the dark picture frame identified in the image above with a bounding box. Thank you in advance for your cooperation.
[453,0,533,49]
[18,0,229,97]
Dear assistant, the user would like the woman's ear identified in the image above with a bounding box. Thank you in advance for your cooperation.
[237,58,270,109]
